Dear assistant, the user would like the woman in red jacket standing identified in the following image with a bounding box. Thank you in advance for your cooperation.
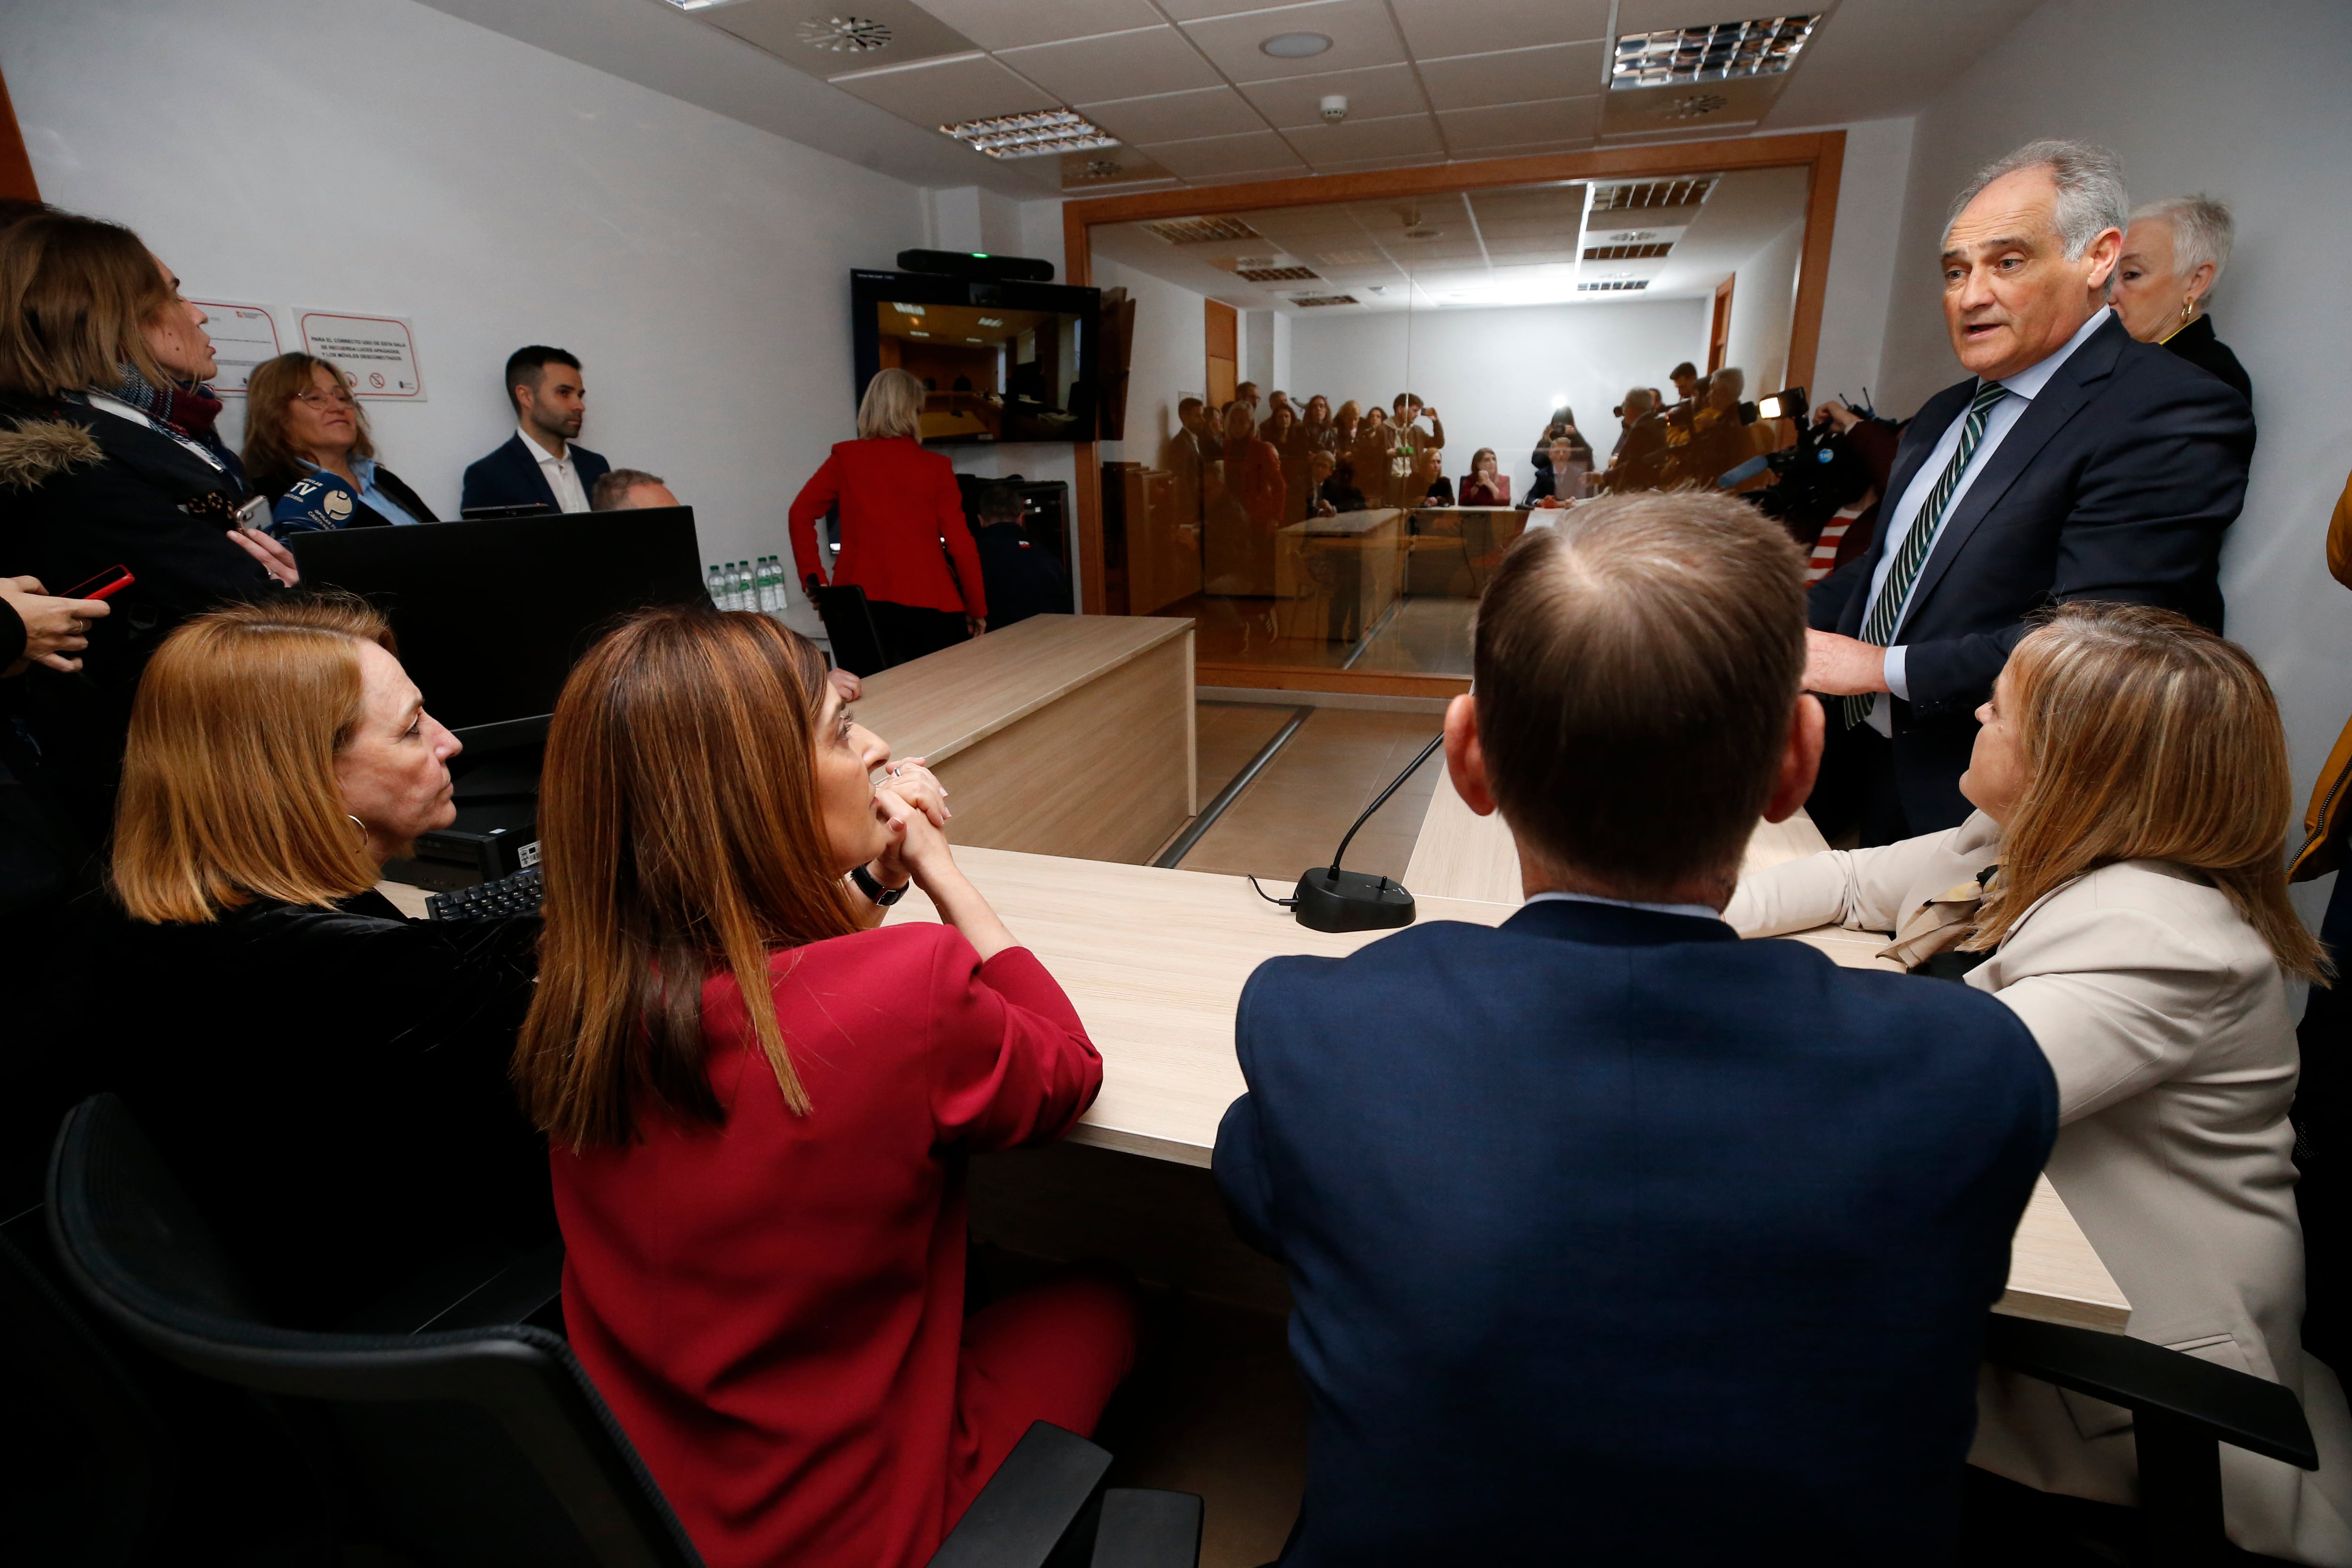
[516,607,1136,1568]
[789,367,987,672]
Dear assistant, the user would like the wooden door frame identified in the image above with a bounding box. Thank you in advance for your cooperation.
[1061,129,1845,691]
[1708,276,1736,373]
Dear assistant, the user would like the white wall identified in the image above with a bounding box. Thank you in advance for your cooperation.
[1806,115,1917,410]
[1289,299,1710,494]
[1874,0,2352,923]
[1722,219,1804,398]
[1091,254,1210,473]
[3,0,929,640]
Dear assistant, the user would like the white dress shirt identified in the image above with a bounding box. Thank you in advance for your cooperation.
[1857,307,2113,735]
[519,423,589,514]
[1526,890,1724,923]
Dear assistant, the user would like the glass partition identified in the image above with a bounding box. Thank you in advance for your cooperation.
[1087,164,1816,686]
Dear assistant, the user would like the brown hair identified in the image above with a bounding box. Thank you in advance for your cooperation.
[112,596,395,924]
[591,468,668,510]
[1968,604,2330,982]
[1473,490,1806,901]
[0,210,175,398]
[241,353,376,496]
[515,608,866,1150]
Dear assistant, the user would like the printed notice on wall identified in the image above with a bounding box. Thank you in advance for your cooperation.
[296,310,425,400]
[189,302,282,396]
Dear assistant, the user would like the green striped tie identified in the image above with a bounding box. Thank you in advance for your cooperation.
[1843,381,2011,727]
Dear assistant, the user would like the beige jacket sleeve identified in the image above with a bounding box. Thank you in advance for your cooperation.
[1724,824,1983,938]
[1969,876,2230,1124]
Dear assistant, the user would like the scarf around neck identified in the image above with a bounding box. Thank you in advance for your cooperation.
[109,362,225,446]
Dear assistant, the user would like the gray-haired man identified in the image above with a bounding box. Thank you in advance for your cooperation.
[1803,138,2255,844]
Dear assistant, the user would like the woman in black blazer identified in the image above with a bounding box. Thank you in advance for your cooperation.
[242,352,440,530]
[2112,194,2252,405]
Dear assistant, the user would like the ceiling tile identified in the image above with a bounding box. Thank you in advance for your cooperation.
[1237,62,1425,127]
[1415,41,1605,110]
[1187,166,1318,187]
[1140,128,1311,177]
[708,0,978,73]
[1438,96,1600,151]
[1157,0,1331,20]
[1391,0,1610,58]
[1281,111,1444,167]
[1076,85,1269,143]
[997,25,1224,102]
[1181,0,1406,85]
[829,51,1062,125]
[905,0,1164,51]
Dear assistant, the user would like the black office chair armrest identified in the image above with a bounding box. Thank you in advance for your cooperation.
[1090,1488,1204,1568]
[925,1421,1112,1568]
[337,1237,565,1336]
[1983,1314,2316,1469]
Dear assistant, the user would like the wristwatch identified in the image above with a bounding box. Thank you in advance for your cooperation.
[850,861,909,907]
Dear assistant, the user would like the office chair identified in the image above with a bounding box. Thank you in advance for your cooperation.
[48,1094,1200,1568]
[1981,1313,2317,1567]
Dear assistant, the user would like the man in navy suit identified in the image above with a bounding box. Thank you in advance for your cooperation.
[1214,492,2058,1563]
[459,345,610,515]
[1804,140,2254,844]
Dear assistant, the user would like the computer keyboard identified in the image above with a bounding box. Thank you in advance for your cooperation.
[425,865,543,922]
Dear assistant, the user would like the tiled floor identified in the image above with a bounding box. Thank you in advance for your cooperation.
[1192,702,1301,811]
[1160,593,1477,680]
[1178,706,1446,885]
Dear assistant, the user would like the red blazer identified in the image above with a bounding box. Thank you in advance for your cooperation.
[788,438,988,619]
[1229,437,1286,528]
[554,925,1101,1568]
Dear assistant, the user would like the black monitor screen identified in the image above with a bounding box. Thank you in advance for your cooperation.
[851,269,1101,445]
[287,507,710,743]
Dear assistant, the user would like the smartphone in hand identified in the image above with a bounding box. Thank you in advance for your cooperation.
[63,564,135,601]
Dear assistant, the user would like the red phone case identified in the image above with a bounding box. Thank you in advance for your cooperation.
[65,565,135,601]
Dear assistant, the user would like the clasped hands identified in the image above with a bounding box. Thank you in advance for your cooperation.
[866,757,952,891]
[1803,629,1890,697]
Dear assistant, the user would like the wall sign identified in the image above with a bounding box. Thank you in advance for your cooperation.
[296,310,425,400]
[188,301,282,395]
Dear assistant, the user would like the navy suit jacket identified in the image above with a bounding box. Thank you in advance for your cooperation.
[1809,313,2252,828]
[1214,899,2055,1564]
[458,432,609,515]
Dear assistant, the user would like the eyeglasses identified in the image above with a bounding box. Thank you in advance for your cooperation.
[293,388,356,409]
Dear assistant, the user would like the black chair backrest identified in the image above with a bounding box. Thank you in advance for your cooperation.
[47,1094,703,1568]
[814,581,891,676]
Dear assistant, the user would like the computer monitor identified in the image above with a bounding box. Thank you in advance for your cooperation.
[287,507,710,747]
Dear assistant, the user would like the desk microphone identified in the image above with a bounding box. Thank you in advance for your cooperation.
[1253,732,1443,933]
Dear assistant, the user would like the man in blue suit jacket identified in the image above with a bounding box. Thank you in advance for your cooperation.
[1214,493,2057,1563]
[1802,140,2252,844]
[459,345,610,515]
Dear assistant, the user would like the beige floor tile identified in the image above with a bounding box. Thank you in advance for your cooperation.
[1179,708,1444,884]
[1195,702,1299,801]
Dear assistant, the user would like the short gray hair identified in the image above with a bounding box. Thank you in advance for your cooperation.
[1946,138,2129,261]
[2130,194,2234,289]
[1712,366,1745,398]
[856,366,926,441]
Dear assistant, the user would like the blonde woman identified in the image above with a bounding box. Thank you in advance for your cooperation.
[787,366,987,672]
[1730,603,2352,1563]
[98,595,548,1327]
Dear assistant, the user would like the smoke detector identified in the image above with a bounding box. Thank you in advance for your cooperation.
[1320,94,1348,122]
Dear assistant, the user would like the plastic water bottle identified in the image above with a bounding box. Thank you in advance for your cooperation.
[730,562,749,612]
[755,557,775,615]
[707,563,725,606]
[764,556,788,616]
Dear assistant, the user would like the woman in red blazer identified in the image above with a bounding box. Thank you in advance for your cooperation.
[517,607,1136,1568]
[789,367,988,672]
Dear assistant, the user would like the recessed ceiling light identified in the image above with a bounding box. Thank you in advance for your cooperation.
[977,316,1004,326]
[894,303,924,316]
[797,16,891,53]
[940,109,1117,159]
[1260,32,1332,58]
[967,337,985,343]
[908,330,930,336]
[1611,15,1818,89]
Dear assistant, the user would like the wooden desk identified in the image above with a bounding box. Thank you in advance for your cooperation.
[848,614,1197,866]
[890,845,2129,1332]
[1404,767,1899,971]
[1273,509,1404,645]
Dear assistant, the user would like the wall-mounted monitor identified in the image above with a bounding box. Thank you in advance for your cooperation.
[850,269,1103,446]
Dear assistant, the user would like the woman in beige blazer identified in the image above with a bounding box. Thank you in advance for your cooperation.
[1730,604,2352,1565]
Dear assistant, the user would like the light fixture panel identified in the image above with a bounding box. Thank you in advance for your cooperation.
[1609,15,1817,89]
[940,107,1118,159]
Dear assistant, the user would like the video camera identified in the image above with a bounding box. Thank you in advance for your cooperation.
[1745,386,1880,540]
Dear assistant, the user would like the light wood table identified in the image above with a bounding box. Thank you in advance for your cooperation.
[889,845,2128,1332]
[1273,509,1404,645]
[1405,766,1899,971]
[849,613,1197,866]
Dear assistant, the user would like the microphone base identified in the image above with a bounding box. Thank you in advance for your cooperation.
[1292,867,1416,933]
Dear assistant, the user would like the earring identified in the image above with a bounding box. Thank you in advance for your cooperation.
[348,813,368,841]
[2180,296,2195,325]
